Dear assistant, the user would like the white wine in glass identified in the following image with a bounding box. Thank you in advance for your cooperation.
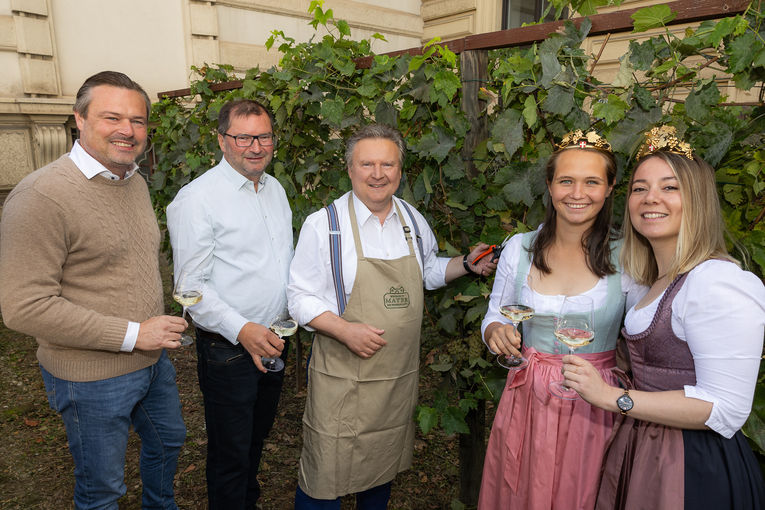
[496,275,535,370]
[263,316,297,372]
[172,267,204,347]
[549,295,594,400]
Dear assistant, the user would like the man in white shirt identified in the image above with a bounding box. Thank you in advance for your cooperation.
[288,124,496,509]
[166,99,293,509]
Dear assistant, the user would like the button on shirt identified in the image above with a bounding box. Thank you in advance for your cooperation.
[167,158,293,344]
[69,139,140,352]
[288,191,449,328]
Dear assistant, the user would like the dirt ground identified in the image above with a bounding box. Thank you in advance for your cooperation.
[0,317,468,509]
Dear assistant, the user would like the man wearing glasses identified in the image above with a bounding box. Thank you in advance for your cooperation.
[167,99,293,509]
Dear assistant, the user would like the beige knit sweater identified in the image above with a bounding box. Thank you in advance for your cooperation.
[0,155,165,381]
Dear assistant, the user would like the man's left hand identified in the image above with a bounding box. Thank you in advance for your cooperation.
[468,243,498,277]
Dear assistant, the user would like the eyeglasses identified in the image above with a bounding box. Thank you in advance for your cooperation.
[223,132,275,148]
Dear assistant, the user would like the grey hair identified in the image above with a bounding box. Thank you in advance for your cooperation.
[345,124,405,168]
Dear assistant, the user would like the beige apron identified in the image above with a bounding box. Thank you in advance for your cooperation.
[298,197,425,500]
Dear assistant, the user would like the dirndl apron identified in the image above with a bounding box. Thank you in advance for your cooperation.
[298,196,425,499]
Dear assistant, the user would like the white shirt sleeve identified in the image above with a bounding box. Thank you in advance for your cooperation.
[287,211,335,329]
[120,321,140,352]
[167,189,248,344]
[673,261,765,438]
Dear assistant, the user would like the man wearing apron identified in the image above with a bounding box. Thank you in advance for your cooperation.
[287,124,497,509]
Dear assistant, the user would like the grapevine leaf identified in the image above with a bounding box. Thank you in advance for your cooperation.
[612,55,635,88]
[542,85,575,116]
[319,96,344,126]
[491,109,524,159]
[685,81,720,122]
[629,40,655,70]
[442,407,470,435]
[632,4,676,33]
[593,94,628,124]
[502,166,536,207]
[633,86,656,111]
[522,95,538,127]
[416,406,440,435]
[727,32,756,73]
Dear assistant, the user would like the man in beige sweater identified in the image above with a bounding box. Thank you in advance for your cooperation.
[0,71,187,510]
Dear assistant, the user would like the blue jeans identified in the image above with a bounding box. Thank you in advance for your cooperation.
[195,328,288,509]
[41,351,186,510]
[295,482,392,510]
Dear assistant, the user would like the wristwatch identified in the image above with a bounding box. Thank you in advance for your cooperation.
[616,389,633,415]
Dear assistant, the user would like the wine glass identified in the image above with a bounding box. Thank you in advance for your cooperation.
[549,295,594,400]
[172,265,204,347]
[263,313,298,372]
[496,274,535,370]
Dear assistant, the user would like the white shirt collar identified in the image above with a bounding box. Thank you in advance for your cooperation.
[69,140,138,180]
[219,156,269,191]
[351,192,398,226]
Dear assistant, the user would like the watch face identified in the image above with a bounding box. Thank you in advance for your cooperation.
[617,393,634,412]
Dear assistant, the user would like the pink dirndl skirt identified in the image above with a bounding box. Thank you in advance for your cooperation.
[478,347,619,510]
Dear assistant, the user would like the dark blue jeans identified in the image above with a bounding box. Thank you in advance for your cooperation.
[41,350,186,510]
[195,328,288,510]
[295,482,392,510]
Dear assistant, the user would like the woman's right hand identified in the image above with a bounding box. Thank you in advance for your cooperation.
[485,321,522,357]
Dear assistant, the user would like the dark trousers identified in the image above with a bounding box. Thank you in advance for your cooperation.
[195,328,288,510]
[294,482,392,510]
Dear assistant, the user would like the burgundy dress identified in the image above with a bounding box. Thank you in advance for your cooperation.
[596,273,764,509]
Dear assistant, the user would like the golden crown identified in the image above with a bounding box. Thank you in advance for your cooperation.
[556,130,612,153]
[636,125,694,160]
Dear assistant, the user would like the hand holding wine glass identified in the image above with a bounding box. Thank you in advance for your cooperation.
[262,313,298,372]
[172,265,204,347]
[496,274,535,370]
[549,295,594,400]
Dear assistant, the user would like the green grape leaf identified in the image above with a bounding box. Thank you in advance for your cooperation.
[442,407,470,435]
[522,95,538,127]
[632,4,676,33]
[593,94,628,124]
[416,406,440,435]
[542,85,575,116]
[727,32,756,73]
[491,109,524,159]
[685,81,720,122]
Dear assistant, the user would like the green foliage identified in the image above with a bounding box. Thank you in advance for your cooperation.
[151,1,765,453]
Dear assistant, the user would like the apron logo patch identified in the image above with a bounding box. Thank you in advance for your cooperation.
[384,286,410,309]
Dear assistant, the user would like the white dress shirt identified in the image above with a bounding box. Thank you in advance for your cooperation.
[288,191,450,328]
[167,157,293,344]
[624,259,765,438]
[68,140,140,352]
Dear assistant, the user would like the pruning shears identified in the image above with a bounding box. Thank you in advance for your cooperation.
[472,234,512,265]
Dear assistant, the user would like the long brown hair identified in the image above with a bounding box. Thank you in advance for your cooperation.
[530,148,618,278]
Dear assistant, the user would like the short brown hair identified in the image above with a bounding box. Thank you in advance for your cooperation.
[74,71,151,118]
[217,99,274,135]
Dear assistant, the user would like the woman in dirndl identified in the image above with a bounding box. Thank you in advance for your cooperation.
[478,130,644,510]
[563,125,765,509]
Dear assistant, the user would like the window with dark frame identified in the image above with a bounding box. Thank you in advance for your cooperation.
[501,0,557,30]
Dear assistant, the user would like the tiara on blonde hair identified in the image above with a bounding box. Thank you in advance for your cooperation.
[556,130,612,153]
[636,125,694,160]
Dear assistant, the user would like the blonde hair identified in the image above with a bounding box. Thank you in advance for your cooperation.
[621,152,737,285]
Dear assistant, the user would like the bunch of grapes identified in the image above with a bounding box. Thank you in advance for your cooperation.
[467,330,485,360]
[447,338,470,364]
